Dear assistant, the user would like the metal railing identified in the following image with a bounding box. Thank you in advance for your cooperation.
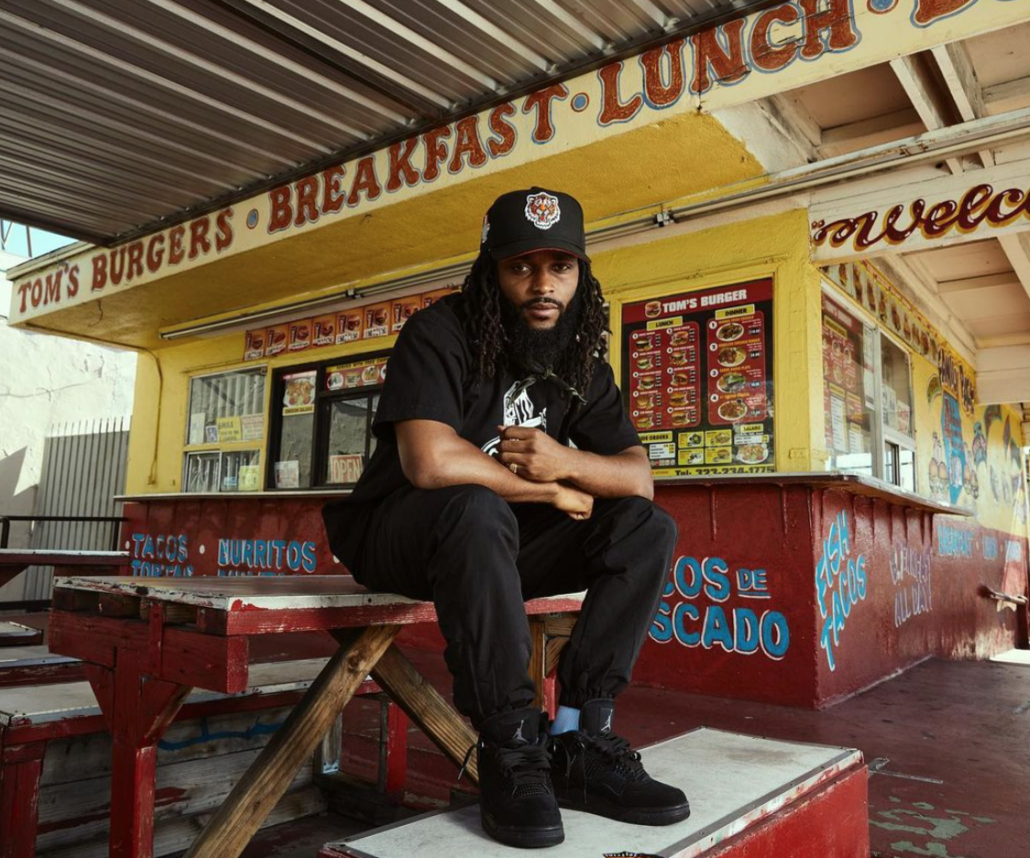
[0,515,127,552]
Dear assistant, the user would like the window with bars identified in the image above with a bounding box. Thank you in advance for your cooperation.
[182,368,266,493]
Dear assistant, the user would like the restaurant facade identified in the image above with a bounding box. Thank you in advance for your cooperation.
[9,0,1030,710]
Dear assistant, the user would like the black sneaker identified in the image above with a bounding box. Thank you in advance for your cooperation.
[548,699,690,825]
[471,707,564,848]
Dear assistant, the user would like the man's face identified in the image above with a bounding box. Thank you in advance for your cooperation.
[497,250,580,331]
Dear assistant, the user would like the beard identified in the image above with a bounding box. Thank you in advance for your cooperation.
[500,290,583,372]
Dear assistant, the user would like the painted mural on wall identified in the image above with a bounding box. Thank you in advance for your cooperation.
[823,261,1027,537]
[650,554,791,659]
[922,366,1027,533]
[12,0,1030,325]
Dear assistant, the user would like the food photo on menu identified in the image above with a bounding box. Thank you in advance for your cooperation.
[621,280,775,475]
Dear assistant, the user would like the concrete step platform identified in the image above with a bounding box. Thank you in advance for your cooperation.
[319,728,868,858]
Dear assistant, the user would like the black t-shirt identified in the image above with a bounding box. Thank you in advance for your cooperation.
[323,293,641,566]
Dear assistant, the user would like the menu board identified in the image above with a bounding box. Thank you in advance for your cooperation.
[621,279,774,476]
[325,356,388,391]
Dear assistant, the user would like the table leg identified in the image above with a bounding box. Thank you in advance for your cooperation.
[369,643,480,784]
[0,739,45,858]
[86,650,191,858]
[183,624,400,858]
[379,701,408,795]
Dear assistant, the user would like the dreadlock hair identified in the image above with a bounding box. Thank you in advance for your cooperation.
[460,250,608,397]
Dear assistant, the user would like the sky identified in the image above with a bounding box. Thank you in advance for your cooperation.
[1,222,77,260]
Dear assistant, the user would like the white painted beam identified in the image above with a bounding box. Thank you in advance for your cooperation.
[984,75,1030,115]
[998,233,1030,307]
[977,344,1030,405]
[889,53,963,174]
[931,42,994,167]
[763,93,822,161]
[937,273,1018,295]
[817,108,925,158]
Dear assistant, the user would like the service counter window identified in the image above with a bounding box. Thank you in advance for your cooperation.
[881,336,916,491]
[182,368,266,492]
[822,291,915,489]
[268,354,386,489]
[821,295,876,475]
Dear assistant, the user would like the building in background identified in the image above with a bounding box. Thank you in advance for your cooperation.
[0,234,136,601]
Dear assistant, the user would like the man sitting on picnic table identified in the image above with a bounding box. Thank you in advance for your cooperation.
[323,187,688,848]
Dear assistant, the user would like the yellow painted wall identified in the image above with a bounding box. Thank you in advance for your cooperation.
[126,207,824,492]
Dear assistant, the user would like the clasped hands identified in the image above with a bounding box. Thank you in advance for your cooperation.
[496,425,593,520]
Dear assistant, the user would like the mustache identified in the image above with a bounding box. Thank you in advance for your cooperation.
[521,297,564,311]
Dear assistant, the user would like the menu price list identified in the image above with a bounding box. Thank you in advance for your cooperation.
[621,280,775,476]
[627,322,701,432]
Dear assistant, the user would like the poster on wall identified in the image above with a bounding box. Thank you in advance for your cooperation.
[821,294,873,461]
[621,279,774,477]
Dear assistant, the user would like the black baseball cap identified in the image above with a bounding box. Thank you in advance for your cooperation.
[480,187,588,262]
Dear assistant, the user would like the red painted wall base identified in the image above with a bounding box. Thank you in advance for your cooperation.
[709,765,869,858]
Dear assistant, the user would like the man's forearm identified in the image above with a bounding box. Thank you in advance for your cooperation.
[406,437,560,503]
[563,448,654,500]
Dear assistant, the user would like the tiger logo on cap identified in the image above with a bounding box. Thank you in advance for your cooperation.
[525,191,561,230]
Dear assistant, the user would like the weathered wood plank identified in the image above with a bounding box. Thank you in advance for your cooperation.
[161,628,249,694]
[182,624,399,858]
[40,707,295,785]
[369,643,478,785]
[542,615,577,638]
[36,749,315,846]
[38,783,326,858]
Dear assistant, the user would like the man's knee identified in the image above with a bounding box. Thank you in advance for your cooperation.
[605,496,678,547]
[436,484,518,544]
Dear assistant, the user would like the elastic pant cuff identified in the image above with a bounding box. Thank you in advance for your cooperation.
[558,690,616,710]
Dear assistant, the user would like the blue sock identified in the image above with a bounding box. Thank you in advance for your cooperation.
[550,705,581,735]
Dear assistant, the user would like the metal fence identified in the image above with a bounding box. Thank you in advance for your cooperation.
[19,417,130,600]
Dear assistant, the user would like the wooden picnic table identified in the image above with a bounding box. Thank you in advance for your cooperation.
[0,549,129,591]
[48,574,583,858]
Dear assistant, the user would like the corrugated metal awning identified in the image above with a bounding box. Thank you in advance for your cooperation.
[0,0,777,245]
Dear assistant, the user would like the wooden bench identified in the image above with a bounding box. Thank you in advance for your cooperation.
[320,729,870,858]
[0,550,129,592]
[0,645,85,688]
[0,658,389,858]
[47,574,582,858]
[0,622,42,648]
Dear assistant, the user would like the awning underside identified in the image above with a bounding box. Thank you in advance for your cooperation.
[0,0,772,244]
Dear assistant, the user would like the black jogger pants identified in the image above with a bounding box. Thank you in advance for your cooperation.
[349,484,678,728]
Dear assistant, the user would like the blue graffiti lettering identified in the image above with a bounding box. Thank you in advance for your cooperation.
[673,556,703,598]
[937,522,973,557]
[216,537,320,576]
[650,555,791,659]
[816,511,868,672]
